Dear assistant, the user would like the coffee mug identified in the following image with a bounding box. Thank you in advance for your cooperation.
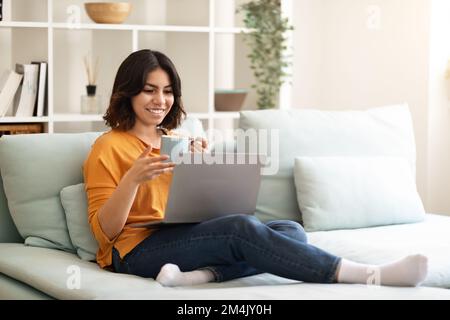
[160,135,190,162]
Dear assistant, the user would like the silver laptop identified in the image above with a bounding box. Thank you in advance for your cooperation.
[132,153,263,227]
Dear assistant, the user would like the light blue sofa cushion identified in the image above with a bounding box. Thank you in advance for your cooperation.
[0,175,22,243]
[60,183,98,261]
[0,132,102,251]
[238,104,417,223]
[294,156,425,231]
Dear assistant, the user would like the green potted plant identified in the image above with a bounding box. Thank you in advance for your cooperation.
[238,0,293,109]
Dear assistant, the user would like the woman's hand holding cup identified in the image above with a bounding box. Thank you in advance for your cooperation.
[190,137,208,153]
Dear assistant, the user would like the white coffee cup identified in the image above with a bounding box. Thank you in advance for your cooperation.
[160,135,190,162]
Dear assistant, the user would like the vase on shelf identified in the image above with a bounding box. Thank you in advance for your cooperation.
[81,85,101,114]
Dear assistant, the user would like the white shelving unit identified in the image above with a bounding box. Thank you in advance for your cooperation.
[0,0,257,134]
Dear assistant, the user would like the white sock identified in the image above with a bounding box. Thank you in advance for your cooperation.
[337,254,428,287]
[156,263,215,287]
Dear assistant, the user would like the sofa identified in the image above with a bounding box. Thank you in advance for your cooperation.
[1,106,450,300]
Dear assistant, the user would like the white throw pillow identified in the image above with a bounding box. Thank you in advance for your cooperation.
[60,183,98,261]
[293,156,425,231]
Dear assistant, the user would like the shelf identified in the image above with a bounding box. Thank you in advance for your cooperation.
[214,27,252,34]
[211,112,240,119]
[51,113,240,122]
[52,114,104,122]
[0,117,49,123]
[0,21,49,28]
[52,23,211,33]
[184,112,240,120]
[188,113,210,120]
[0,113,240,125]
[0,22,251,34]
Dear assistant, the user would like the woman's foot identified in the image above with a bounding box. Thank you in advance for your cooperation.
[156,263,215,287]
[337,254,428,287]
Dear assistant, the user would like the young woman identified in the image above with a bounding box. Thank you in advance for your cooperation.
[83,49,428,287]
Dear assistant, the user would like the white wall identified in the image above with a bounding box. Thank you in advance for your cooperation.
[291,0,432,209]
[426,0,450,214]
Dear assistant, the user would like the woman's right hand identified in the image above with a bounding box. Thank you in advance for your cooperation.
[125,145,175,185]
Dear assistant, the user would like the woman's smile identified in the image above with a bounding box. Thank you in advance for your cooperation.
[145,107,166,116]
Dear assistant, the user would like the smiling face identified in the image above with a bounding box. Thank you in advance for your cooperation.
[131,68,174,129]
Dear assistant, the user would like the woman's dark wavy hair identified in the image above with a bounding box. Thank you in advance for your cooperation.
[104,49,186,131]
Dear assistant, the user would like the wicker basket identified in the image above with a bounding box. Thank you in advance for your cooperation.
[0,123,44,136]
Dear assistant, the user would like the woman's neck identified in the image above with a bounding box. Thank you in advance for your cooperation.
[128,123,161,147]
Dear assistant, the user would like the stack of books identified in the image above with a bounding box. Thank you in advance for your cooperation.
[0,62,48,118]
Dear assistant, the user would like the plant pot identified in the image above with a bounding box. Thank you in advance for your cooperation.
[214,89,248,112]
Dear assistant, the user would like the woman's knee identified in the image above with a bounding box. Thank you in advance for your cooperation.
[265,220,308,243]
[219,214,262,233]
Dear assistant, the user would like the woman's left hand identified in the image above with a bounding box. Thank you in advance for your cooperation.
[190,137,208,153]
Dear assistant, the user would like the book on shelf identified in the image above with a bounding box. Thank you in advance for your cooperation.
[14,63,39,117]
[0,70,23,117]
[31,61,48,117]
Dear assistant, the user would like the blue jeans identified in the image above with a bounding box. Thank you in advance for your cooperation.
[112,214,341,283]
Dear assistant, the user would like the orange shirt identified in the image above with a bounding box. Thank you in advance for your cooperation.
[83,129,172,268]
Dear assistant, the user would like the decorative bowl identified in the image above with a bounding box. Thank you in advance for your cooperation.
[214,89,248,112]
[85,2,132,24]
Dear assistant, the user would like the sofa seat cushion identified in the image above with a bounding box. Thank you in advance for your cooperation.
[0,244,449,300]
[307,214,450,288]
[2,215,450,299]
[0,273,52,300]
